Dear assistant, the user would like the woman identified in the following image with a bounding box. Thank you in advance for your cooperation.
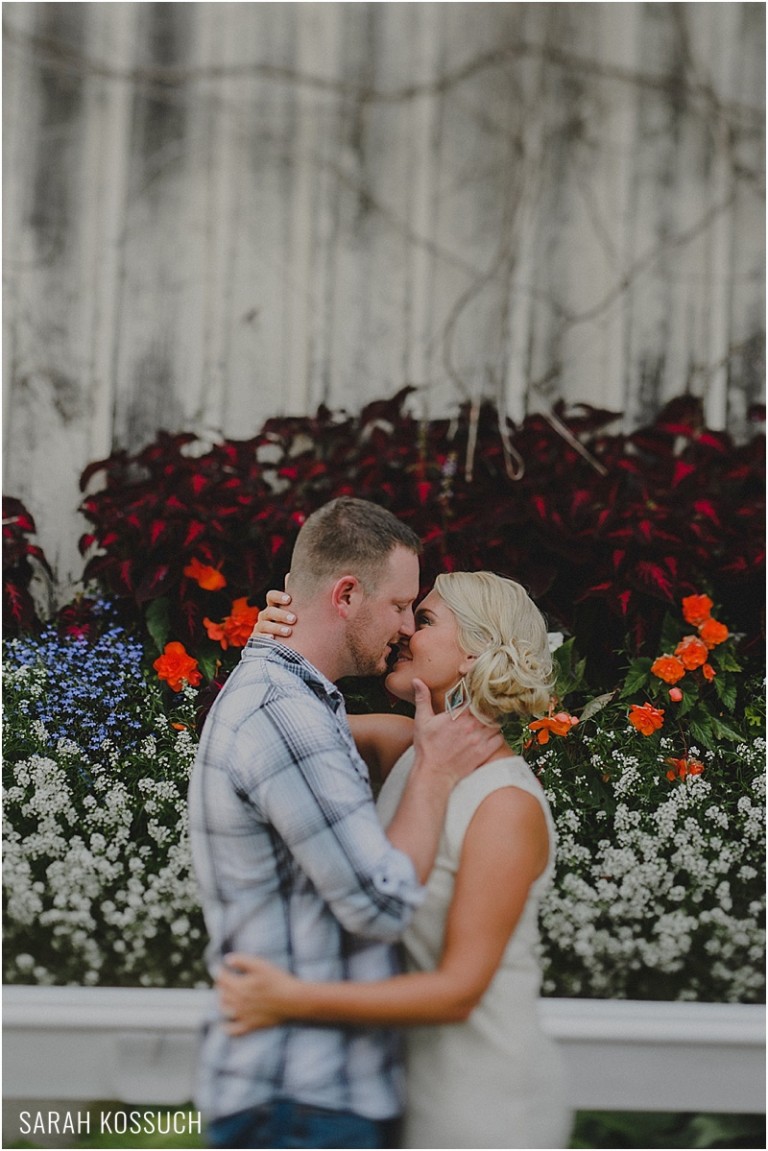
[218,572,572,1150]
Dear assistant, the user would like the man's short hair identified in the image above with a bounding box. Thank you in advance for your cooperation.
[288,498,422,597]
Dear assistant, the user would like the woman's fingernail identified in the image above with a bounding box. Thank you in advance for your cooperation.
[281,627,291,636]
[286,614,296,623]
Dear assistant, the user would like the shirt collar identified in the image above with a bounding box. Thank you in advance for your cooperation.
[243,636,345,710]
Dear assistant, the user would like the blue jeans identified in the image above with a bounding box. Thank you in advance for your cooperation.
[207,1098,399,1148]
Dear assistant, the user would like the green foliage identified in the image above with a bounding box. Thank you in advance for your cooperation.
[570,1111,766,1149]
[620,657,654,698]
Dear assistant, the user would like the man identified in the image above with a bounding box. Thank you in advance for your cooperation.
[188,497,503,1149]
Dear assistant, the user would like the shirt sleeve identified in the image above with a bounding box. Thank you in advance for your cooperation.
[231,689,424,942]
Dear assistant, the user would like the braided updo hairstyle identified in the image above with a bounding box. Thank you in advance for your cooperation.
[434,571,554,726]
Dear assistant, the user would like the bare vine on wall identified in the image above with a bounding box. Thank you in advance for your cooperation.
[3,5,764,445]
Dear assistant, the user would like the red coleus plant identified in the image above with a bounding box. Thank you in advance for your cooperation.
[75,391,764,690]
[78,430,283,674]
[2,496,54,636]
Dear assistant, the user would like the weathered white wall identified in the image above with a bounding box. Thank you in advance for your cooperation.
[4,987,766,1114]
[2,2,765,584]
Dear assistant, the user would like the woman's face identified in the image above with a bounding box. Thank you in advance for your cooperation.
[384,589,469,711]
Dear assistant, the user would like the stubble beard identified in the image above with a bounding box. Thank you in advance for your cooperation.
[346,607,388,678]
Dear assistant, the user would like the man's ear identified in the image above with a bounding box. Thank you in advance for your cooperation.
[330,575,362,618]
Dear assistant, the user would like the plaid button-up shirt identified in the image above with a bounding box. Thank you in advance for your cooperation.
[188,637,424,1122]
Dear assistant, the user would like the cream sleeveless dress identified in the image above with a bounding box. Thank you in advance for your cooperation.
[377,751,572,1150]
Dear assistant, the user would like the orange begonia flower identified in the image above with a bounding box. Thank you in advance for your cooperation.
[628,702,665,736]
[701,662,716,681]
[153,641,203,692]
[681,594,713,626]
[674,634,709,670]
[668,686,683,702]
[698,617,729,649]
[651,655,686,684]
[205,597,260,650]
[204,620,227,646]
[183,557,227,591]
[528,712,579,745]
[665,756,704,781]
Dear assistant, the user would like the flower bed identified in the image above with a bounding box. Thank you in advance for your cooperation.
[2,394,765,1001]
[3,622,206,988]
[518,592,764,1003]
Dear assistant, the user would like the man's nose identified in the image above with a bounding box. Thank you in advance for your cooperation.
[398,608,415,637]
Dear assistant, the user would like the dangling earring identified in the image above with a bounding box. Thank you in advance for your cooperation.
[445,677,470,720]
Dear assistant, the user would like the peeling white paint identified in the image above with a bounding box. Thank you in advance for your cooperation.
[2,2,764,584]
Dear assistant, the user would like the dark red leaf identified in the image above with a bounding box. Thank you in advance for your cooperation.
[632,559,678,601]
[135,564,174,604]
[184,521,207,547]
[672,460,697,486]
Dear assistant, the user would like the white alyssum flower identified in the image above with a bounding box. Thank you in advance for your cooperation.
[3,645,209,989]
[538,715,765,1002]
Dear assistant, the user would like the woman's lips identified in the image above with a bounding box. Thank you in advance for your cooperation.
[386,647,412,671]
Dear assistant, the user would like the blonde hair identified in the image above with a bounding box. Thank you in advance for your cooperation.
[434,571,554,725]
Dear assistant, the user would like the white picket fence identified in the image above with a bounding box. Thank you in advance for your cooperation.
[3,986,765,1114]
